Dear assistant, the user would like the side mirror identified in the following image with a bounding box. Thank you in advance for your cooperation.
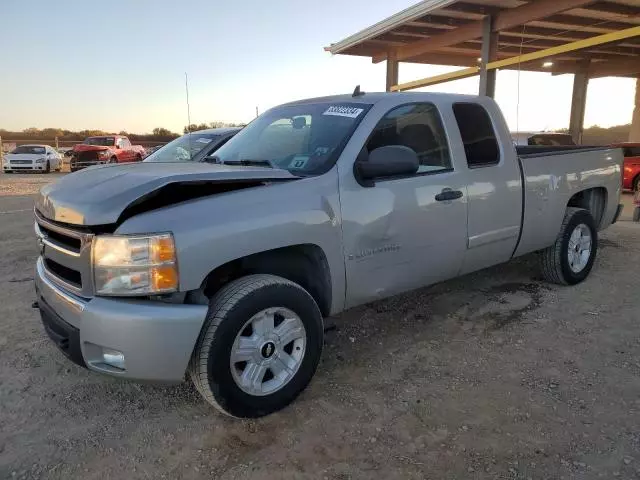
[355,145,419,182]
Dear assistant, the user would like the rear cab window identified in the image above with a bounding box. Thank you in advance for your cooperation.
[452,103,500,168]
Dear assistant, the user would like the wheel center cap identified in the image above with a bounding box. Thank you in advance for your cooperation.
[260,341,276,359]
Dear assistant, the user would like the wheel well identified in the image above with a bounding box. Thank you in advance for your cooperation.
[567,187,607,228]
[632,173,640,190]
[198,244,332,317]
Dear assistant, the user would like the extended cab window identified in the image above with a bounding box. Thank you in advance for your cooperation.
[366,102,451,175]
[453,103,500,167]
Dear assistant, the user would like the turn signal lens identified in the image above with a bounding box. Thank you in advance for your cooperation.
[151,236,176,263]
[151,265,179,291]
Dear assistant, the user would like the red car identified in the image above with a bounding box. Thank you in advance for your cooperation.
[614,142,640,191]
[70,135,146,172]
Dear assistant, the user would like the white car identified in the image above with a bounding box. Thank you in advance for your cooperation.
[2,144,62,174]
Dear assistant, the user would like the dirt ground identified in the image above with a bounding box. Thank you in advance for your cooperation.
[1,172,639,480]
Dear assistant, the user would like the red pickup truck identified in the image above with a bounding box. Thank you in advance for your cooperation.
[70,135,146,172]
[613,143,640,191]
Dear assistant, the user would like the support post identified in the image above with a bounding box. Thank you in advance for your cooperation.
[630,76,640,142]
[569,59,590,145]
[386,50,399,92]
[479,15,498,97]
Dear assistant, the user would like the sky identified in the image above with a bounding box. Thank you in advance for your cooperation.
[0,0,636,134]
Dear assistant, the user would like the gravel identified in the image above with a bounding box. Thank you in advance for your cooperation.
[1,172,640,479]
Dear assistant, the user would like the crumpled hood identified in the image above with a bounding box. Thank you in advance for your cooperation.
[36,162,297,226]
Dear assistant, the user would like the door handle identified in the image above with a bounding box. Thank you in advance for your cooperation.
[435,189,463,202]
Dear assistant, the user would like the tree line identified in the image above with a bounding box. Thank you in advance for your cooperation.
[0,121,247,143]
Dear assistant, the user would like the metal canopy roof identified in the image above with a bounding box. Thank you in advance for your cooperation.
[325,0,640,78]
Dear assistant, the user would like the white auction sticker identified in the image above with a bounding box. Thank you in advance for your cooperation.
[196,137,212,144]
[323,105,364,118]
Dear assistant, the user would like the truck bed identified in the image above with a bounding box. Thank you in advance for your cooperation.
[513,146,622,258]
[515,145,610,157]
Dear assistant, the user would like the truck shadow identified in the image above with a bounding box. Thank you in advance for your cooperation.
[33,253,551,425]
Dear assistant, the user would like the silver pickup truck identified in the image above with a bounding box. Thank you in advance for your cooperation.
[33,92,623,418]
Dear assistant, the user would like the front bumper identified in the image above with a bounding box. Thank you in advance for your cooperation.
[4,164,45,171]
[34,257,207,382]
[70,161,107,170]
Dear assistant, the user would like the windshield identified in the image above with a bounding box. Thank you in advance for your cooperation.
[143,132,222,162]
[84,137,115,146]
[213,102,371,175]
[11,146,46,154]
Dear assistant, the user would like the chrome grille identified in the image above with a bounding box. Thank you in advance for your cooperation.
[11,160,32,164]
[34,209,94,297]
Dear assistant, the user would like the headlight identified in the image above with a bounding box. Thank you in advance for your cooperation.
[98,150,111,158]
[35,157,45,163]
[92,233,178,296]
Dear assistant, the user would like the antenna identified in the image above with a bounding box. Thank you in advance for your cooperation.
[352,85,364,97]
[185,72,192,157]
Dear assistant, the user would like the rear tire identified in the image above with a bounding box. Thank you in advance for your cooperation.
[540,207,597,285]
[189,274,323,418]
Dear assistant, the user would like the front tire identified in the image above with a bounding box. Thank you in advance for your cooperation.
[189,274,323,418]
[109,156,117,164]
[540,207,598,285]
[44,161,50,174]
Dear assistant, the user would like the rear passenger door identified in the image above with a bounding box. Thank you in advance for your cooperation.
[340,102,468,308]
[451,102,523,275]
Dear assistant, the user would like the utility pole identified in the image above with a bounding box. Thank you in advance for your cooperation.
[255,106,259,118]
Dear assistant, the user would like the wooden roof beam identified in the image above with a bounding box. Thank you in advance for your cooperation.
[579,1,640,17]
[374,0,599,63]
[589,58,640,78]
[438,2,500,17]
[391,25,640,91]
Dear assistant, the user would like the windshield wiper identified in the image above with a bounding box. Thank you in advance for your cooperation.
[221,159,276,169]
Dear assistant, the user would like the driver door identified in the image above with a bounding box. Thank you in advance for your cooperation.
[339,102,468,308]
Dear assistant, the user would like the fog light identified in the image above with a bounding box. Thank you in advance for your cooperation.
[102,348,126,370]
